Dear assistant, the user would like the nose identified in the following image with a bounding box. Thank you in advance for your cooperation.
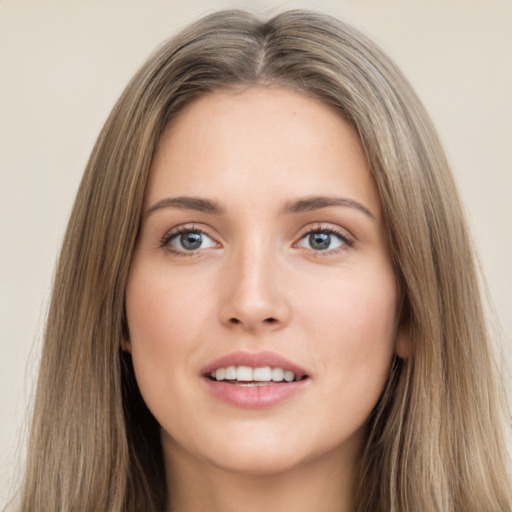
[219,243,291,332]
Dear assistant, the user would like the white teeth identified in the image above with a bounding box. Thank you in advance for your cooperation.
[225,366,237,380]
[210,366,301,383]
[284,370,294,382]
[271,367,284,381]
[253,366,272,381]
[236,366,253,381]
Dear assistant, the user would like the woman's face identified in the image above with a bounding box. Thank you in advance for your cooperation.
[125,87,402,476]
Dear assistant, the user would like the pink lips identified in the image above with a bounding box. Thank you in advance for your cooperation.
[201,351,310,409]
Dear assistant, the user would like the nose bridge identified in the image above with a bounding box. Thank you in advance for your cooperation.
[220,232,289,330]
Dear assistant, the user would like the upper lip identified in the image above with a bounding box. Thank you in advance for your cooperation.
[201,351,309,379]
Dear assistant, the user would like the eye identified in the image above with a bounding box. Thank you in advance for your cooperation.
[161,227,218,254]
[296,228,352,252]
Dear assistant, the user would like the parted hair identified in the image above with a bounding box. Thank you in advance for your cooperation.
[16,9,511,512]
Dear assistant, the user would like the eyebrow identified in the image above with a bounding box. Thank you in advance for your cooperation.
[281,196,376,220]
[145,195,375,220]
[145,196,224,216]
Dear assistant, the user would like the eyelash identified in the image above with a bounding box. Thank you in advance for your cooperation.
[159,223,354,257]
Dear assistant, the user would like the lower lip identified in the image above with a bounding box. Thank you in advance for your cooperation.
[202,378,309,408]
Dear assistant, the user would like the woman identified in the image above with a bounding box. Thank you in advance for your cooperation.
[15,9,511,512]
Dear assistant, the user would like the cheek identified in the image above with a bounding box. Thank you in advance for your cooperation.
[126,260,213,348]
[124,261,214,411]
[301,266,398,400]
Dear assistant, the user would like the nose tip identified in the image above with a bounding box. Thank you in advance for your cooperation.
[219,254,290,332]
[222,294,289,332]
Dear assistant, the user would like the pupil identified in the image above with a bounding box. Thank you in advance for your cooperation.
[310,232,330,250]
[181,232,202,250]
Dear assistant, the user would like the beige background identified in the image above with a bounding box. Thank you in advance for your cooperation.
[1,0,510,506]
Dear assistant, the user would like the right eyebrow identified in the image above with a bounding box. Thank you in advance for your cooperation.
[145,196,224,216]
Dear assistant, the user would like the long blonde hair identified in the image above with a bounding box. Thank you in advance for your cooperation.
[17,9,511,512]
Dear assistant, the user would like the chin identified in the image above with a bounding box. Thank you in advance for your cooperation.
[206,446,306,476]
[197,424,346,477]
[164,424,310,477]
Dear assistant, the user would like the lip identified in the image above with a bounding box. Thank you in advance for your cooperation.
[200,351,310,409]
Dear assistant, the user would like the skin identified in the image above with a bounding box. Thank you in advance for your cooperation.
[125,87,406,512]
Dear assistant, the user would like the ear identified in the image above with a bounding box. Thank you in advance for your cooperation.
[122,339,132,352]
[395,321,412,359]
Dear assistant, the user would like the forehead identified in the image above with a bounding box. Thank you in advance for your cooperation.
[146,87,380,216]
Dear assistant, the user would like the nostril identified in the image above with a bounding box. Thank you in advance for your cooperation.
[227,317,278,326]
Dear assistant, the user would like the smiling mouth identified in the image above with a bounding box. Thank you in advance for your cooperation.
[207,365,308,385]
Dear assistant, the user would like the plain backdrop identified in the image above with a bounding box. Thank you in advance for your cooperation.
[1,0,510,506]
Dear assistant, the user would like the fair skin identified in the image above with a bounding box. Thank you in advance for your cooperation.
[125,87,405,512]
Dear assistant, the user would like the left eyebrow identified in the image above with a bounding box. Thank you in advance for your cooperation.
[145,196,224,216]
[281,196,376,220]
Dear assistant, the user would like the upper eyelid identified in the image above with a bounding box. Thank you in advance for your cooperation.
[162,223,217,239]
[296,222,354,241]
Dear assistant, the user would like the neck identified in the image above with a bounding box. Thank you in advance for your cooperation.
[163,437,359,512]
